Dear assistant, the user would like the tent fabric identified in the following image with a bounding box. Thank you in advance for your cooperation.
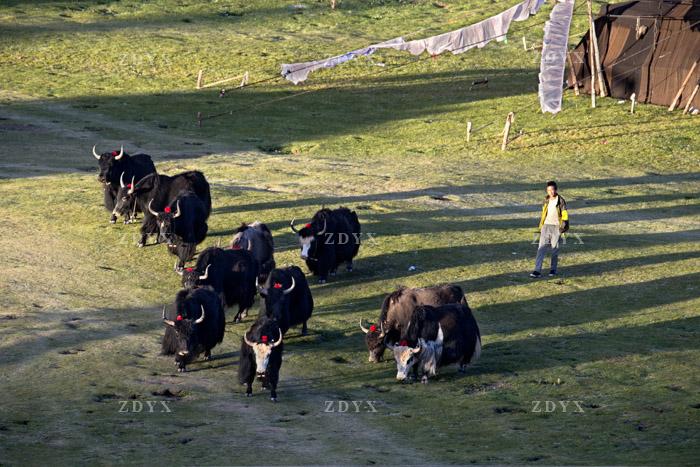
[539,0,576,114]
[570,0,700,109]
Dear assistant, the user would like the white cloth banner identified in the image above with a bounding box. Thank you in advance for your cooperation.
[395,0,545,56]
[281,0,546,84]
[538,0,575,114]
[281,37,405,85]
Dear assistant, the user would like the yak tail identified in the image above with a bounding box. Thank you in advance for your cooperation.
[470,335,482,364]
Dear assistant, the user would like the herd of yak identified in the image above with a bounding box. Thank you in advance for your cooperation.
[93,145,482,401]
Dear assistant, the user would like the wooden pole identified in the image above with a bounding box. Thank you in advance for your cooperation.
[196,69,203,89]
[630,93,636,114]
[586,0,597,108]
[669,60,698,111]
[522,36,527,51]
[682,83,699,115]
[200,73,248,89]
[197,112,202,128]
[501,112,514,151]
[567,51,580,96]
[239,71,249,88]
[589,7,607,97]
[467,121,472,142]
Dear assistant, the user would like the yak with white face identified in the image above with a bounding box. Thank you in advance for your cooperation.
[289,207,361,283]
[360,284,467,363]
[239,316,284,401]
[388,325,443,383]
[386,303,481,383]
[91,144,155,224]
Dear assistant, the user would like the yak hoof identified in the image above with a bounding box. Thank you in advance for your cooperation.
[137,242,145,248]
[246,392,253,398]
[178,367,186,373]
[318,279,327,284]
[421,376,429,384]
[270,396,277,402]
[346,265,353,271]
[109,217,117,224]
[330,271,336,276]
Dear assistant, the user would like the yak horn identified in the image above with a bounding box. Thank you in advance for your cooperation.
[128,176,135,194]
[359,319,370,334]
[92,145,101,159]
[283,276,295,295]
[289,218,299,233]
[162,306,175,326]
[199,264,211,281]
[147,199,158,216]
[317,218,327,236]
[195,305,205,324]
[272,328,283,347]
[379,322,387,338]
[435,324,444,346]
[247,239,253,251]
[120,171,126,188]
[173,200,182,218]
[114,145,124,160]
[244,332,255,347]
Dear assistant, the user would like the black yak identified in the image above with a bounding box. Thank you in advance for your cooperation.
[148,193,208,271]
[258,266,313,336]
[231,221,276,283]
[360,284,467,363]
[290,207,360,283]
[91,145,156,224]
[161,286,226,372]
[113,170,211,247]
[239,315,284,401]
[181,247,258,323]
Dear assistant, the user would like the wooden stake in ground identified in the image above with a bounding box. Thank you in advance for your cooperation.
[669,60,698,111]
[523,36,527,51]
[630,93,636,114]
[567,51,580,96]
[197,112,202,128]
[467,121,472,142]
[588,0,607,97]
[586,0,598,106]
[196,69,204,89]
[682,83,699,115]
[501,112,515,151]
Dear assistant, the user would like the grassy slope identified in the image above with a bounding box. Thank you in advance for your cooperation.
[1,0,699,465]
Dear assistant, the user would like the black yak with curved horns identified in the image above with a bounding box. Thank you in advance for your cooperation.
[161,286,226,372]
[91,145,156,224]
[148,193,208,272]
[290,207,360,283]
[112,170,211,248]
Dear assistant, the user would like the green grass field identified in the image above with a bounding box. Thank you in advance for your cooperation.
[1,0,699,464]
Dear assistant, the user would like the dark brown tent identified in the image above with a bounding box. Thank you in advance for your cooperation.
[570,0,700,109]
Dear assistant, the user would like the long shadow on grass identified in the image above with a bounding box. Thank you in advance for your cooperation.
[318,249,700,320]
[303,229,700,289]
[471,315,700,377]
[215,172,699,214]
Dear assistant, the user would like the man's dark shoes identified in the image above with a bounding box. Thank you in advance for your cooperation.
[548,270,557,277]
[529,271,541,278]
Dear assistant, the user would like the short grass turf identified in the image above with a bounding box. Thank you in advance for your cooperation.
[1,0,699,465]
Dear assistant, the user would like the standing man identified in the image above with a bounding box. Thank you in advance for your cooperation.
[530,181,569,278]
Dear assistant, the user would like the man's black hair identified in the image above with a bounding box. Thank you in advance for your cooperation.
[546,181,558,189]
